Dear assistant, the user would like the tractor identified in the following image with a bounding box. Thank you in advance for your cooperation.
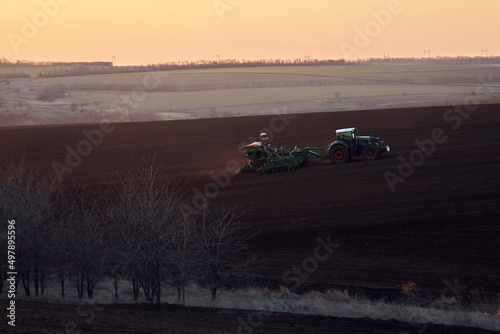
[233,127,389,176]
[328,127,390,163]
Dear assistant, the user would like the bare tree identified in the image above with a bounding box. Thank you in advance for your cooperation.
[109,154,186,304]
[60,182,107,299]
[195,205,257,300]
[168,218,199,304]
[46,189,75,299]
[0,162,32,296]
[0,162,60,297]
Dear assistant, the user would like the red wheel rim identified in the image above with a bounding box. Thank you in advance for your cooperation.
[366,148,375,157]
[334,150,344,160]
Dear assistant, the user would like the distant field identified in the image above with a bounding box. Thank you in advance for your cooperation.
[2,64,499,82]
[32,64,500,85]
[1,65,499,125]
[74,85,479,113]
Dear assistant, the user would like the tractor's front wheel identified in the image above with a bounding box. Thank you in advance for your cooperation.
[329,145,349,164]
[362,144,380,161]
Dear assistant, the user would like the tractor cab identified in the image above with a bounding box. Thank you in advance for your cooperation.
[335,128,358,157]
[335,128,357,145]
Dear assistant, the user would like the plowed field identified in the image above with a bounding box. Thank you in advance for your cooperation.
[1,104,499,333]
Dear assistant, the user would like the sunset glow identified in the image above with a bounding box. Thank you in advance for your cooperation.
[1,0,499,65]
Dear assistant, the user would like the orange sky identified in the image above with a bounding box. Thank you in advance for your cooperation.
[1,0,499,65]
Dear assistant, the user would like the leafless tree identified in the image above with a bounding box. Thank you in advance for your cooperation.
[109,154,186,304]
[0,162,60,297]
[168,218,200,304]
[0,156,259,304]
[195,205,257,300]
[59,181,107,299]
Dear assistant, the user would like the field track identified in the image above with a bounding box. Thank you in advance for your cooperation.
[1,104,499,333]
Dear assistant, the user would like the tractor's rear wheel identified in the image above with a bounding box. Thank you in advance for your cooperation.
[362,144,380,161]
[329,145,349,164]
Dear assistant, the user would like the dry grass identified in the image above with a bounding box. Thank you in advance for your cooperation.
[469,289,500,315]
[8,278,500,331]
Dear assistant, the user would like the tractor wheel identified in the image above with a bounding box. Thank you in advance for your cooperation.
[362,144,380,161]
[329,145,349,164]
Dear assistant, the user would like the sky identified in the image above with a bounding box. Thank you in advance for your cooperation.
[1,0,499,65]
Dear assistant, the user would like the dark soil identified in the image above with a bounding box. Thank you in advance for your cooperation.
[1,104,499,333]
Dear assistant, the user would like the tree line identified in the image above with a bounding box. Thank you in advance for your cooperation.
[0,155,257,304]
[2,56,499,79]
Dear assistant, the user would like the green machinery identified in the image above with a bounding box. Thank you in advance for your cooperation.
[328,127,390,164]
[233,127,390,176]
[233,142,328,176]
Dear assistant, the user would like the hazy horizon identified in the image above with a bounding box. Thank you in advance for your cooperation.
[2,0,499,66]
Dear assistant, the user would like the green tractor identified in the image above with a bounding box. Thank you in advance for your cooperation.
[328,127,390,164]
[233,127,390,176]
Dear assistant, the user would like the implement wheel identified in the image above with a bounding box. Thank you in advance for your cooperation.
[252,160,265,173]
[329,145,349,164]
[362,144,380,161]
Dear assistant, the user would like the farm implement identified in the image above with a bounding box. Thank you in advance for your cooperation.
[233,143,328,176]
[233,127,390,176]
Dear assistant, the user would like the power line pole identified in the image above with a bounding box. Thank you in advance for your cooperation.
[423,49,431,58]
[112,54,116,66]
[481,49,489,57]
